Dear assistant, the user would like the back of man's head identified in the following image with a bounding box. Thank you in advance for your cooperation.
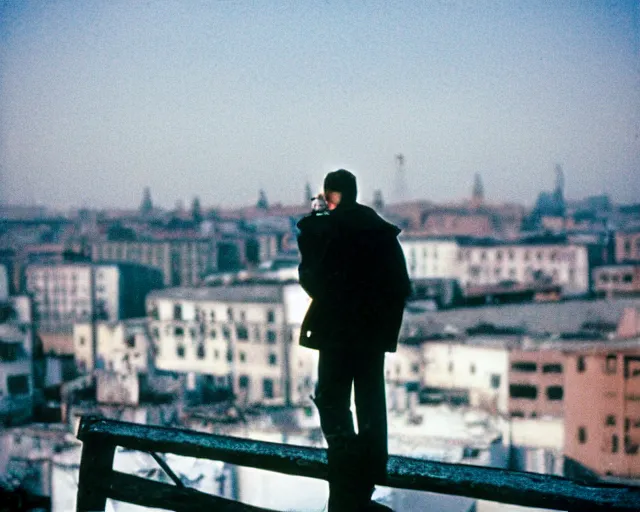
[324,169,358,205]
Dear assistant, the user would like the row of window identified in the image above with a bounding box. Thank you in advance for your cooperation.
[509,384,563,401]
[175,344,279,366]
[171,304,277,324]
[598,273,635,284]
[511,362,563,374]
[459,249,573,263]
[153,324,280,344]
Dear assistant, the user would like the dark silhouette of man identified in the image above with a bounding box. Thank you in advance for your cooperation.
[297,169,411,511]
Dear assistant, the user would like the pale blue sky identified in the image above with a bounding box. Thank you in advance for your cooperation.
[1,0,638,209]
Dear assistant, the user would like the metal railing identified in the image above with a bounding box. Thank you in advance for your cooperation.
[75,415,640,512]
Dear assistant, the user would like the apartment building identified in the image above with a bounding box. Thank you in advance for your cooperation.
[508,348,566,419]
[25,263,163,354]
[91,238,216,286]
[146,282,316,406]
[399,235,589,297]
[564,342,640,479]
[457,239,589,296]
[0,324,33,426]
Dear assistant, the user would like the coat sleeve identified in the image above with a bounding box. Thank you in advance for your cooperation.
[297,225,332,300]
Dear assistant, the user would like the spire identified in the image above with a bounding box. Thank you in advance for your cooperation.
[257,189,269,210]
[472,173,484,207]
[140,187,153,215]
[191,196,203,225]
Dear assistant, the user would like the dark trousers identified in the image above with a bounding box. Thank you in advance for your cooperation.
[314,350,388,499]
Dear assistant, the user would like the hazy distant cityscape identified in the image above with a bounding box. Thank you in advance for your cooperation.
[0,170,639,510]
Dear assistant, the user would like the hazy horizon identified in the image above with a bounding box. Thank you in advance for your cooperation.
[1,1,639,210]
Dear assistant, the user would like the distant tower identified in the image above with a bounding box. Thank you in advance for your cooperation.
[554,164,565,198]
[304,182,313,204]
[140,187,153,215]
[471,173,484,208]
[394,154,407,204]
[373,189,385,211]
[553,163,566,219]
[191,196,203,225]
[257,189,269,210]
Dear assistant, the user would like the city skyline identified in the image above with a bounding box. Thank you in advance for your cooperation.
[1,1,639,209]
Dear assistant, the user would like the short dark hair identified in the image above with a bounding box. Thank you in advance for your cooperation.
[324,169,357,204]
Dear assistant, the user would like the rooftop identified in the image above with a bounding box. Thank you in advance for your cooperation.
[148,283,288,304]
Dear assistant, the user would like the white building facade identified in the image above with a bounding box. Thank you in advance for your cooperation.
[146,283,317,406]
[399,236,590,297]
[421,339,511,414]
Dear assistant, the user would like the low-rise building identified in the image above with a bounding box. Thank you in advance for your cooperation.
[420,337,511,414]
[146,282,316,406]
[593,264,640,298]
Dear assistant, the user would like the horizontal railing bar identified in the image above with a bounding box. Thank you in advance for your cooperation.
[77,416,640,512]
[105,470,274,512]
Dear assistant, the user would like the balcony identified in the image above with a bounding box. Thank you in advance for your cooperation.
[75,416,640,512]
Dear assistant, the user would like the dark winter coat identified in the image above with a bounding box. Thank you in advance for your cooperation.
[296,202,411,353]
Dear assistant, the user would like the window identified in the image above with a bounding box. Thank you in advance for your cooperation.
[263,378,274,399]
[125,335,135,348]
[509,384,538,400]
[239,351,246,362]
[612,434,619,453]
[546,386,563,401]
[214,349,219,360]
[606,415,616,426]
[226,349,233,362]
[176,345,185,358]
[7,375,29,396]
[606,354,617,374]
[448,362,454,373]
[490,374,501,389]
[152,327,159,338]
[189,327,196,338]
[236,325,249,340]
[227,307,233,321]
[267,309,275,323]
[470,364,476,375]
[578,427,587,444]
[239,375,249,389]
[508,250,515,261]
[197,344,205,359]
[209,329,217,339]
[577,356,586,373]
[542,364,563,374]
[79,336,85,346]
[524,250,530,261]
[268,353,277,366]
[222,326,231,340]
[209,310,216,322]
[600,273,610,283]
[174,326,184,337]
[173,304,182,320]
[411,363,420,375]
[511,362,537,373]
[254,327,261,342]
[267,330,277,344]
[239,311,246,322]
[496,250,503,261]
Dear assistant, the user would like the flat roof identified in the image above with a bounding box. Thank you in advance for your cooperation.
[148,284,286,303]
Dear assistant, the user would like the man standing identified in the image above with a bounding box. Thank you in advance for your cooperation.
[297,169,411,512]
